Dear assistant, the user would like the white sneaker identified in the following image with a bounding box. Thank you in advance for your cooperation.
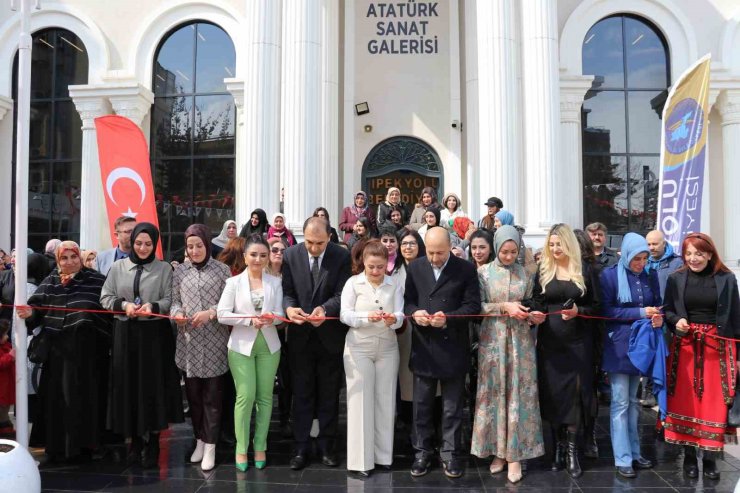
[190,439,205,463]
[201,443,217,471]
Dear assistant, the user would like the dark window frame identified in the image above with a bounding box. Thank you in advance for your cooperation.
[11,29,88,251]
[581,14,670,235]
[150,21,237,260]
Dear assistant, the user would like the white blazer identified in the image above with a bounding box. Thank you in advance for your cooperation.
[217,271,284,356]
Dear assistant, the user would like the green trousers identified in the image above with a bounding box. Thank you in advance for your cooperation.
[228,332,281,454]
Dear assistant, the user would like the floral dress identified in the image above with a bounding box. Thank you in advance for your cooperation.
[471,259,545,462]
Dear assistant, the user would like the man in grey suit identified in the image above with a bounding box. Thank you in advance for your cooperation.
[97,216,136,276]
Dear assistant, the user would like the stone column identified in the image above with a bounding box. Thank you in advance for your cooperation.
[320,0,340,218]
[559,75,594,229]
[68,89,111,251]
[281,0,322,230]
[242,0,282,222]
[107,84,154,127]
[464,0,521,221]
[717,89,740,270]
[0,96,13,249]
[521,0,560,232]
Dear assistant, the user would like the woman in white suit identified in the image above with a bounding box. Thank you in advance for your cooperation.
[340,239,404,477]
[217,234,284,471]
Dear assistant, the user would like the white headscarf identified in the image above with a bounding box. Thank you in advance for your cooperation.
[212,220,237,248]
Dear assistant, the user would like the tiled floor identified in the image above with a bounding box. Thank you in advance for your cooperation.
[35,397,740,492]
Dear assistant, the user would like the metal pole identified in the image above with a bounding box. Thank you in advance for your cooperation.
[12,0,35,448]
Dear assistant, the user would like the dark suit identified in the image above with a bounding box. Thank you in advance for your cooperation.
[282,242,351,452]
[404,254,481,461]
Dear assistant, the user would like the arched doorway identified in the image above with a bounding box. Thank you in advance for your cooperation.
[362,136,443,208]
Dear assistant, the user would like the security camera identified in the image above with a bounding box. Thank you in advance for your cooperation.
[451,120,461,130]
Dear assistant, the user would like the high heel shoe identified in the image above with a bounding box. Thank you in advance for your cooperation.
[235,453,248,472]
[489,457,506,474]
[255,451,267,470]
[507,462,523,483]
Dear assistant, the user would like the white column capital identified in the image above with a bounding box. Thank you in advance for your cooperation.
[0,96,12,121]
[716,89,740,126]
[69,91,111,130]
[107,85,154,126]
[225,78,244,108]
[560,74,594,123]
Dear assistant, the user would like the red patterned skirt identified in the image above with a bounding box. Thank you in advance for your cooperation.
[664,323,737,451]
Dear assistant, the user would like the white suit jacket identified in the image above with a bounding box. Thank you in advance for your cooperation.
[217,271,284,356]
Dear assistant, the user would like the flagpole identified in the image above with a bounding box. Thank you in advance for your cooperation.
[11,0,39,448]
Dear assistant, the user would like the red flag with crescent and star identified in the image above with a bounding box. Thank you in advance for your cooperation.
[95,115,163,258]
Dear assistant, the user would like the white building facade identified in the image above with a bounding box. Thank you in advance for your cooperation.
[0,0,738,267]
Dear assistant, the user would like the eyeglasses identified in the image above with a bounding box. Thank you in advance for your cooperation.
[271,247,285,254]
[400,241,418,248]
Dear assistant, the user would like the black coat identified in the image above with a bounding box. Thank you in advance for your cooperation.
[403,254,481,378]
[282,242,352,355]
[664,269,740,340]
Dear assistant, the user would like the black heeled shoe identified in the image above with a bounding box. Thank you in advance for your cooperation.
[551,428,566,471]
[141,434,160,469]
[703,459,720,480]
[565,431,582,478]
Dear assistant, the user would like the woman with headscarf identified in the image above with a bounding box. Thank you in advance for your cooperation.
[171,224,232,471]
[339,191,377,242]
[599,233,662,478]
[100,223,184,468]
[267,213,296,246]
[80,250,97,271]
[408,186,440,231]
[472,226,546,483]
[440,192,466,230]
[417,207,441,243]
[313,207,340,243]
[17,242,112,463]
[240,209,270,238]
[212,220,239,258]
[493,210,536,276]
[376,187,408,229]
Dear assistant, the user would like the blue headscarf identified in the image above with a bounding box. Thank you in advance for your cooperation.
[495,209,514,226]
[617,232,650,304]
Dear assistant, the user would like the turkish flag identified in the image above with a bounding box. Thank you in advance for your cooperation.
[95,115,163,259]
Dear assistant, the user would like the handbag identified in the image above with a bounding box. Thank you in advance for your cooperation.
[27,330,51,364]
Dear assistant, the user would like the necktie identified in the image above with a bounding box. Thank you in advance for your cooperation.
[311,256,320,287]
[133,264,144,302]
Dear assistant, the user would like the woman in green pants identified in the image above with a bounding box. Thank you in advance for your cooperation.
[217,234,284,470]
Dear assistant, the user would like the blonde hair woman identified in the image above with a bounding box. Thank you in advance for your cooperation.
[529,224,599,479]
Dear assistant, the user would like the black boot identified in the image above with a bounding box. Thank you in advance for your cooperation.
[126,436,144,465]
[141,433,160,469]
[551,428,566,471]
[703,459,720,480]
[566,431,582,478]
[583,422,599,459]
[683,446,698,478]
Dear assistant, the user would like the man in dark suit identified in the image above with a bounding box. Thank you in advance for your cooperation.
[404,226,481,478]
[282,216,351,470]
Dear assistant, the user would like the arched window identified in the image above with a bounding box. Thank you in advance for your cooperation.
[12,29,88,251]
[151,22,236,258]
[581,15,670,235]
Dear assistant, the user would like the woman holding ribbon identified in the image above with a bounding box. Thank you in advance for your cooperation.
[663,233,740,481]
[472,226,545,483]
[18,241,112,463]
[100,223,183,468]
[599,233,662,478]
[218,234,285,471]
[171,224,231,471]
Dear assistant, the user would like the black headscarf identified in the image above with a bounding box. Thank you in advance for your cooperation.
[240,208,270,237]
[130,222,160,265]
[185,223,211,269]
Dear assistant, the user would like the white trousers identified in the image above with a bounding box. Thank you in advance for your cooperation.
[343,330,399,471]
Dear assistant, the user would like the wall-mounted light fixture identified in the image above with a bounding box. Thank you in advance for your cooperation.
[364,124,373,133]
[355,102,370,116]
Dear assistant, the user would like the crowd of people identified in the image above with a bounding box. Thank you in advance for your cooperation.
[0,188,738,485]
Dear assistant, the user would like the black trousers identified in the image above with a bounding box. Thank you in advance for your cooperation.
[277,328,292,424]
[412,373,466,461]
[184,375,224,444]
[288,332,343,452]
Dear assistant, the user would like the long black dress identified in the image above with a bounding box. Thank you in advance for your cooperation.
[530,268,600,426]
[25,268,112,459]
